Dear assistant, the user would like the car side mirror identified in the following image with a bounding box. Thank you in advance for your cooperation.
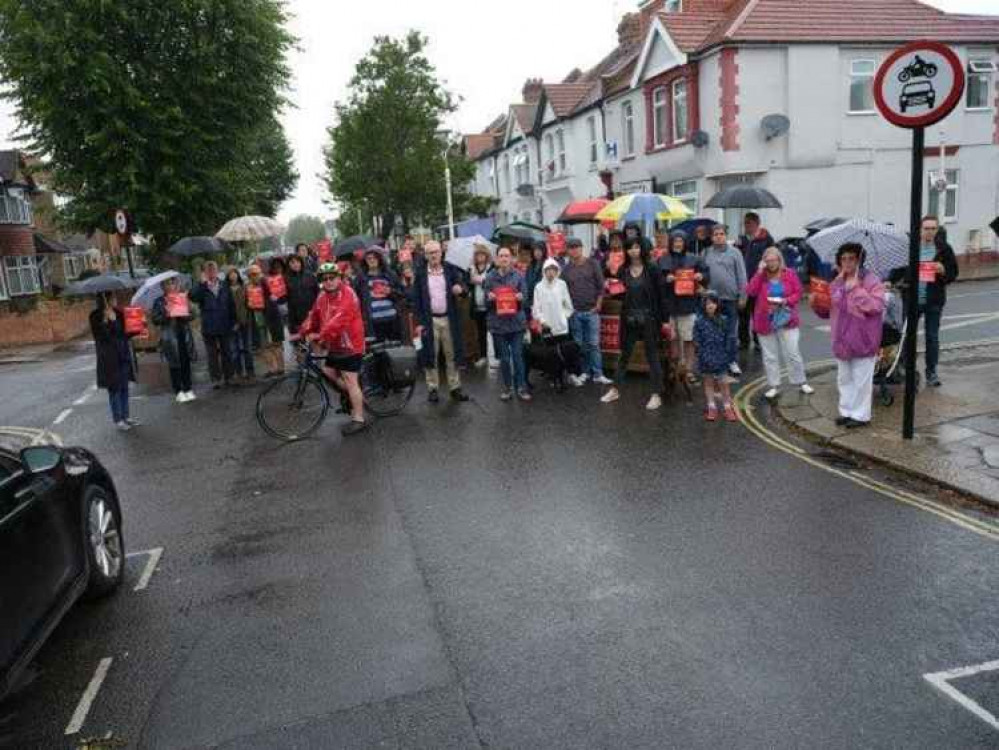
[19,446,63,475]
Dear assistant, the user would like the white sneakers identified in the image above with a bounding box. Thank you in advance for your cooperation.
[800,383,815,395]
[600,388,620,403]
[593,375,613,385]
[764,388,779,400]
[729,363,742,376]
[474,358,488,369]
[646,394,662,411]
[115,421,131,431]
[764,384,813,400]
[175,391,197,403]
[569,374,588,387]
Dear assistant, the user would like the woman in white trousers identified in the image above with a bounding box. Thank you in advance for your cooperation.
[745,247,814,400]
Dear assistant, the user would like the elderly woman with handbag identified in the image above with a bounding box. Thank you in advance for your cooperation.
[746,246,814,401]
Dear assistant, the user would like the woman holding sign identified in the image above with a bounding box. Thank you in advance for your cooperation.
[91,292,140,429]
[152,277,196,402]
[246,264,286,378]
[484,247,530,402]
[658,230,708,377]
[356,248,403,342]
[601,240,664,410]
[746,247,813,400]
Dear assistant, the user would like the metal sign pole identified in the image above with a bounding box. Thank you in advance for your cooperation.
[902,126,924,440]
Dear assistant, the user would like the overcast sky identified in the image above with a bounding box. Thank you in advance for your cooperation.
[0,0,994,224]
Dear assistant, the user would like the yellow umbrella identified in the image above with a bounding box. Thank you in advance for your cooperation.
[594,193,694,224]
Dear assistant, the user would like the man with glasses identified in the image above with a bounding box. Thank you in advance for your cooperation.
[299,262,368,436]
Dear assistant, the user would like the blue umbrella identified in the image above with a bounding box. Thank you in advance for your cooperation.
[671,218,717,235]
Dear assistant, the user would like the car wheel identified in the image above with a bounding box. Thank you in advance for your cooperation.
[83,485,124,599]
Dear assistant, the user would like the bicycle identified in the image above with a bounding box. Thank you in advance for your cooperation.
[256,339,416,441]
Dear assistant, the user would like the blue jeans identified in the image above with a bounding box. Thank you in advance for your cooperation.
[569,310,604,378]
[230,323,255,376]
[719,300,740,367]
[919,305,942,376]
[108,357,130,423]
[493,331,527,391]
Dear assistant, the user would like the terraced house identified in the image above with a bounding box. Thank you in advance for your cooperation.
[464,0,999,261]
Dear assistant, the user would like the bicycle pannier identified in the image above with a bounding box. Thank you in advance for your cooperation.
[383,345,418,387]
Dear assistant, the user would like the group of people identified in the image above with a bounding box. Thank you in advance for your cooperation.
[89,213,958,435]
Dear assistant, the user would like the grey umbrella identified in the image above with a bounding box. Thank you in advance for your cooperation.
[334,235,377,258]
[64,274,136,297]
[705,186,782,209]
[804,217,849,234]
[168,236,230,257]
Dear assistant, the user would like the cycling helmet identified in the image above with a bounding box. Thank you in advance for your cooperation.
[317,262,340,277]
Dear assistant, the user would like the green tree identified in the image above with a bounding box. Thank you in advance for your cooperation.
[324,31,476,238]
[285,214,327,247]
[0,0,297,258]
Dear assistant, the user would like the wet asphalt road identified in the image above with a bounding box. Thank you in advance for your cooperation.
[1,279,998,749]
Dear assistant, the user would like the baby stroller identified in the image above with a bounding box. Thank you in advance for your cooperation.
[873,283,917,406]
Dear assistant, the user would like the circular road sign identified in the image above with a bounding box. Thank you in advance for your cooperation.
[114,209,130,236]
[874,41,965,129]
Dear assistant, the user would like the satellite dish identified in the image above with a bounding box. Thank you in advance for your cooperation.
[761,114,790,141]
[691,130,709,148]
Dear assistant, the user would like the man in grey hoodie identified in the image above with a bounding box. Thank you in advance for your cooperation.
[703,224,747,376]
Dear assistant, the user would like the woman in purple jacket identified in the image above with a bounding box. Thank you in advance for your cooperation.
[830,243,885,428]
[746,247,814,400]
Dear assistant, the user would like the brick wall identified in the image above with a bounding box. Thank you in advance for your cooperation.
[719,48,740,152]
[0,297,93,348]
[0,224,34,256]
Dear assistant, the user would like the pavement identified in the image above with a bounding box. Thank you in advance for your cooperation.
[0,286,998,749]
[773,340,999,510]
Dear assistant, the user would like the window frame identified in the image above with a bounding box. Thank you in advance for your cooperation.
[848,58,877,114]
[966,57,995,110]
[545,133,555,170]
[927,168,959,223]
[672,79,688,143]
[503,154,511,193]
[652,86,668,147]
[4,255,41,296]
[587,116,598,165]
[622,100,635,157]
[0,261,8,300]
[556,129,566,173]
[670,179,698,217]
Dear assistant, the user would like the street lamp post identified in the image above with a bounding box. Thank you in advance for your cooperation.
[443,144,456,241]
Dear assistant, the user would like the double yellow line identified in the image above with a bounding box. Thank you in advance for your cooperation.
[733,374,999,541]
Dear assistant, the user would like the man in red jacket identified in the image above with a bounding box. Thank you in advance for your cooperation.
[299,262,368,436]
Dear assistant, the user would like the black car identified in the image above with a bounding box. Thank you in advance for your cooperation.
[0,441,124,700]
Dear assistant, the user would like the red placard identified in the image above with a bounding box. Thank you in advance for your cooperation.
[266,274,287,299]
[674,268,697,297]
[547,232,566,257]
[918,261,938,283]
[494,286,518,316]
[370,279,391,299]
[809,277,831,318]
[123,306,147,335]
[166,292,190,318]
[604,278,625,296]
[600,315,620,353]
[246,285,265,310]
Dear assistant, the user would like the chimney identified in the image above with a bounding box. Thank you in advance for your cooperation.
[617,12,643,50]
[638,0,665,37]
[522,78,544,104]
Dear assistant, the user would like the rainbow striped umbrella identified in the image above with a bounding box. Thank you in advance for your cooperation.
[595,193,694,224]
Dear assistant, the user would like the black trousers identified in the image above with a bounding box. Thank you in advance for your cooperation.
[203,333,234,383]
[739,297,758,348]
[169,335,193,393]
[615,319,663,392]
[470,308,488,360]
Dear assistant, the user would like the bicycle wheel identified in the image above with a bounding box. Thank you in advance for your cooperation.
[256,372,329,441]
[360,353,415,417]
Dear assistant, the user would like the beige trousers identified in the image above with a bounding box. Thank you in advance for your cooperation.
[425,316,461,391]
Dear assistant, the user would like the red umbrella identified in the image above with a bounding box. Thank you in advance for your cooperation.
[555,198,610,225]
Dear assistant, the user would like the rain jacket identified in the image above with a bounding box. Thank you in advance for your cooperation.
[745,268,803,335]
[300,283,366,357]
[90,306,135,390]
[658,232,710,318]
[830,271,885,360]
[190,279,235,336]
[285,268,319,333]
[737,227,776,274]
[483,266,527,335]
[531,259,574,336]
[693,309,730,376]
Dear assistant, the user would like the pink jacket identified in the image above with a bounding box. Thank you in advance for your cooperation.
[746,268,802,335]
[830,271,885,360]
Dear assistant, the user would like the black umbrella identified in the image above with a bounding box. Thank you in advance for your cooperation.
[990,216,999,238]
[491,222,547,243]
[64,274,136,297]
[705,186,782,209]
[167,236,230,257]
[334,235,377,259]
[804,217,849,234]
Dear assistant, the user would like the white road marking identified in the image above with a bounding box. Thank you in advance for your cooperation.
[53,408,72,425]
[73,385,97,405]
[924,659,999,732]
[0,426,65,447]
[127,547,164,592]
[64,657,113,735]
